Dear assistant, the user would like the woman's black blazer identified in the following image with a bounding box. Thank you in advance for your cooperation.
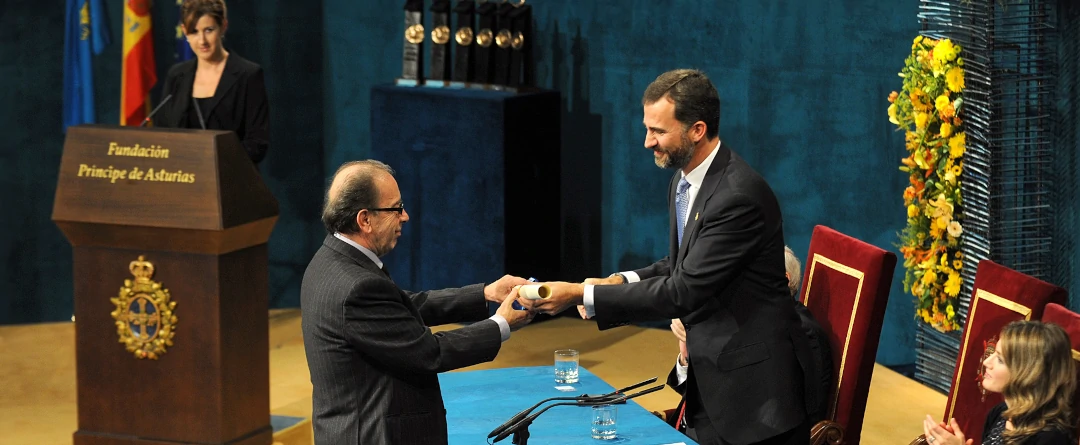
[155,53,269,164]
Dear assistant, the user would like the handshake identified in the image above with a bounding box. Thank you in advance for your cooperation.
[482,273,629,331]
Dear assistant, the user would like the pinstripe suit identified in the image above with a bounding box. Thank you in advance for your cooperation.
[301,234,503,445]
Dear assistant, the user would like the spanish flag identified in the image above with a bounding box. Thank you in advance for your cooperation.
[121,0,157,126]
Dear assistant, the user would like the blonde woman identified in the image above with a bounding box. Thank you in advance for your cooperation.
[923,321,1076,445]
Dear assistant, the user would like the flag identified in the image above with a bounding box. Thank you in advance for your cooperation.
[62,0,110,131]
[175,0,195,62]
[121,0,157,126]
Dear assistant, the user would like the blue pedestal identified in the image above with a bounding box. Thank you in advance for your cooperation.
[370,85,561,292]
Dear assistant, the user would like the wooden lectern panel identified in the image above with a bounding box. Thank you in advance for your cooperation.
[53,125,277,239]
[54,125,278,445]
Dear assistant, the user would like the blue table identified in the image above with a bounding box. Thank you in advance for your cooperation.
[440,366,695,445]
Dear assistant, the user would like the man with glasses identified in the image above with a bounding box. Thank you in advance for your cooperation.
[300,160,536,445]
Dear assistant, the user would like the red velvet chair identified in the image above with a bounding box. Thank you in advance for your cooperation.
[911,260,1066,445]
[800,225,897,445]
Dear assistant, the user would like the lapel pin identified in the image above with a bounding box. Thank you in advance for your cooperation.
[695,212,699,221]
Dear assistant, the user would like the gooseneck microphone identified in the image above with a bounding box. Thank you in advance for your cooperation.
[491,384,666,443]
[486,376,657,439]
[140,94,173,127]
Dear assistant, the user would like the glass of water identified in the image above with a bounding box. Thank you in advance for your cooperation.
[554,349,579,384]
[591,405,617,440]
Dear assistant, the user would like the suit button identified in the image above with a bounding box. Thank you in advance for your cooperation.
[685,324,692,332]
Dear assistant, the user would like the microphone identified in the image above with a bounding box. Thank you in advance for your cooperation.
[486,377,657,439]
[140,94,173,127]
[491,384,666,443]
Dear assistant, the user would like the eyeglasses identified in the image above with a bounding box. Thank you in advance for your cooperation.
[365,204,405,214]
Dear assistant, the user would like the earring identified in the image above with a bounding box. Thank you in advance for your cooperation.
[975,335,998,402]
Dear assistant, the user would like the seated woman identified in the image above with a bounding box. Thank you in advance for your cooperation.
[923,320,1076,445]
[154,0,269,164]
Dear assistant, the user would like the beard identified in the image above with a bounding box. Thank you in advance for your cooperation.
[653,133,695,170]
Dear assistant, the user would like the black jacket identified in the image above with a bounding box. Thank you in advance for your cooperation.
[155,53,269,164]
[982,403,1074,445]
[300,235,503,445]
[594,144,812,445]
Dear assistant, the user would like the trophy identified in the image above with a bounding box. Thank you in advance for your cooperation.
[507,0,532,88]
[428,0,452,86]
[492,0,515,85]
[398,0,426,86]
[451,0,475,84]
[474,0,497,84]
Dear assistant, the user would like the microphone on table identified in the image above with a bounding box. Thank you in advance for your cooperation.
[491,383,666,443]
[486,376,658,440]
[140,94,173,127]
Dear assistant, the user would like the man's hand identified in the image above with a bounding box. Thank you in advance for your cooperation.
[484,275,530,303]
[678,340,689,367]
[577,274,625,318]
[495,288,534,331]
[670,318,686,342]
[582,273,625,286]
[532,281,585,316]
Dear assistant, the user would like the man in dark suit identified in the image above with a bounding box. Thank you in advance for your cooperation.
[301,160,534,445]
[535,69,812,445]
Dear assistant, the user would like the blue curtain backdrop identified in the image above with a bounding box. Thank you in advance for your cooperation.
[20,0,1080,367]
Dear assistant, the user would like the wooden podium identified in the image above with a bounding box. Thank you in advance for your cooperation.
[52,125,278,445]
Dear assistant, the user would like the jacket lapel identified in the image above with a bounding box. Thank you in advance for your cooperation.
[171,62,196,124]
[676,145,731,265]
[202,54,242,120]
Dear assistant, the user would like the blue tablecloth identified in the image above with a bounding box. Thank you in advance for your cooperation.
[440,366,695,445]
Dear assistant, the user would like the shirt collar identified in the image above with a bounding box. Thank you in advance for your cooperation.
[333,232,383,269]
[681,139,722,189]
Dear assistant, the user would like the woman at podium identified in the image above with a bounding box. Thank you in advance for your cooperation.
[154,0,269,164]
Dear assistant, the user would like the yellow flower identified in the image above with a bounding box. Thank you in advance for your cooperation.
[907,204,919,218]
[944,171,957,184]
[949,133,966,158]
[915,112,929,130]
[937,216,952,232]
[922,270,939,286]
[931,194,954,219]
[946,304,956,319]
[940,122,953,138]
[935,39,957,63]
[940,255,949,268]
[951,164,963,177]
[953,260,963,270]
[947,221,963,238]
[915,36,924,45]
[935,95,950,111]
[946,67,965,92]
[944,272,962,296]
[888,103,899,125]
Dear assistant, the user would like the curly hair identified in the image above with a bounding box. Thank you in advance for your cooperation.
[998,320,1076,444]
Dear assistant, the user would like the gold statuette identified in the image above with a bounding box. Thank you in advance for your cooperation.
[511,31,525,50]
[455,27,474,46]
[495,29,512,48]
[405,24,425,45]
[476,28,494,47]
[110,256,178,360]
[432,25,451,45]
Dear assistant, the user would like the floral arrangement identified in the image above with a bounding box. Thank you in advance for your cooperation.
[888,36,967,332]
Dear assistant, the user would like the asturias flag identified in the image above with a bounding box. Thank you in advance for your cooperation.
[63,0,110,132]
[121,0,157,126]
[175,0,195,62]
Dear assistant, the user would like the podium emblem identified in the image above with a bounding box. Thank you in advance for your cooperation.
[495,29,512,48]
[110,255,178,360]
[476,28,494,47]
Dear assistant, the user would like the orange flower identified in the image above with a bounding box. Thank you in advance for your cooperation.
[888,91,899,103]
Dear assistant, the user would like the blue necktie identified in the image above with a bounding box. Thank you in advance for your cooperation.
[676,177,690,244]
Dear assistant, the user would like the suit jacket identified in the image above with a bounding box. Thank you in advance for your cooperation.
[594,144,811,445]
[155,53,269,163]
[301,235,503,445]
